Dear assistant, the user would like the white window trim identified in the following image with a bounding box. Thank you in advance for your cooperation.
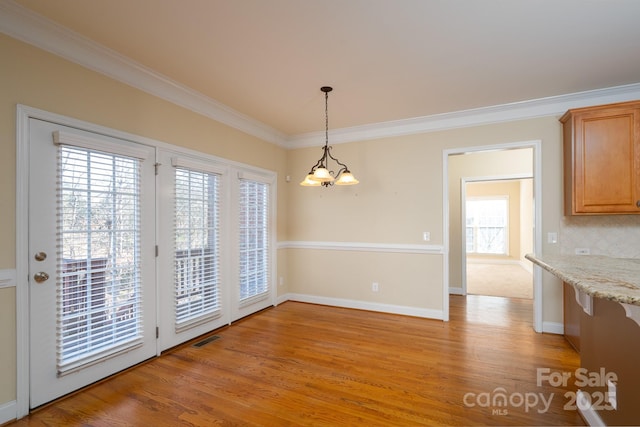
[53,130,151,160]
[171,156,227,176]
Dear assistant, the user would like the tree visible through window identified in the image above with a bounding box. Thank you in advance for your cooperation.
[466,197,508,254]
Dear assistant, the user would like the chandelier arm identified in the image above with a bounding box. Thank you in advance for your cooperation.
[307,145,330,173]
[308,156,324,173]
[326,146,352,174]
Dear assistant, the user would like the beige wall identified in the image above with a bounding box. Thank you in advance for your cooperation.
[0,34,288,407]
[288,120,564,323]
[287,133,445,312]
[288,250,443,309]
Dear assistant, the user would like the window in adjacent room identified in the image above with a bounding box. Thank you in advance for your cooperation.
[466,196,509,255]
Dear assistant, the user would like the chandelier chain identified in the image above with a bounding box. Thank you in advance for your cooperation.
[325,90,329,148]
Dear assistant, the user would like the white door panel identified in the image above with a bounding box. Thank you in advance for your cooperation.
[156,152,230,351]
[28,119,157,408]
[230,175,275,322]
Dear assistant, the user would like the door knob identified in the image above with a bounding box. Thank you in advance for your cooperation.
[33,272,49,283]
[34,252,47,261]
[637,200,640,208]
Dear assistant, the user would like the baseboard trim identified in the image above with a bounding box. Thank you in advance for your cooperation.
[0,400,17,425]
[519,259,533,274]
[466,258,521,265]
[542,321,564,335]
[279,293,562,333]
[577,390,605,426]
[280,293,444,320]
[449,287,464,295]
[275,293,289,306]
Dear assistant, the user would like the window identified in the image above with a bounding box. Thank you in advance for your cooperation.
[57,145,142,372]
[466,197,508,255]
[157,155,276,347]
[173,167,221,330]
[238,178,270,304]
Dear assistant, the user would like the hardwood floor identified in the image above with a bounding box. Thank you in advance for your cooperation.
[11,296,584,426]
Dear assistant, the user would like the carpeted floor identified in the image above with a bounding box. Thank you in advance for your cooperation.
[467,262,533,299]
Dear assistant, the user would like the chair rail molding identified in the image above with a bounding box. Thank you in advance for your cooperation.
[278,241,444,254]
[0,269,16,288]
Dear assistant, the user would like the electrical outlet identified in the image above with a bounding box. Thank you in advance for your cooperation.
[575,248,590,255]
[423,231,430,242]
[372,282,379,292]
[278,276,284,287]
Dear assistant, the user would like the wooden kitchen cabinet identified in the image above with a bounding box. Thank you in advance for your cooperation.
[561,100,640,215]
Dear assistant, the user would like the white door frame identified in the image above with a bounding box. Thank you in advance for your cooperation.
[442,140,543,332]
[14,105,162,417]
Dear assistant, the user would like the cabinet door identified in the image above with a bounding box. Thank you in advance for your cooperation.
[570,105,640,214]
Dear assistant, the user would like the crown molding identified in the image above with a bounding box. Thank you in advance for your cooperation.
[2,0,640,150]
[0,0,288,147]
[288,82,640,148]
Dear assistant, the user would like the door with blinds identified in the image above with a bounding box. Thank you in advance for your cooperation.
[28,119,157,408]
[157,153,230,351]
[231,172,275,321]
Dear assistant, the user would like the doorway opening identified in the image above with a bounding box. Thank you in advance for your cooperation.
[442,142,542,331]
[464,178,533,300]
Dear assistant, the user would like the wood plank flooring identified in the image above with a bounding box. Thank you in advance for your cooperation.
[10,296,584,426]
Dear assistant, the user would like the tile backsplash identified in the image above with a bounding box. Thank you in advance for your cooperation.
[561,215,640,259]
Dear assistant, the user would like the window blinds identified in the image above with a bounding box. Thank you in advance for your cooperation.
[56,145,143,374]
[174,167,221,330]
[238,179,270,305]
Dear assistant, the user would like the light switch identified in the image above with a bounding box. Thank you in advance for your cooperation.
[547,232,557,244]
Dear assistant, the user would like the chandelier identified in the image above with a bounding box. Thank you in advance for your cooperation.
[300,86,359,187]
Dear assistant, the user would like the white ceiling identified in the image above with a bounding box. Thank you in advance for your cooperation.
[6,0,640,142]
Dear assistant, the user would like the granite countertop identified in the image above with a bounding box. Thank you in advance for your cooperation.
[525,254,640,306]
